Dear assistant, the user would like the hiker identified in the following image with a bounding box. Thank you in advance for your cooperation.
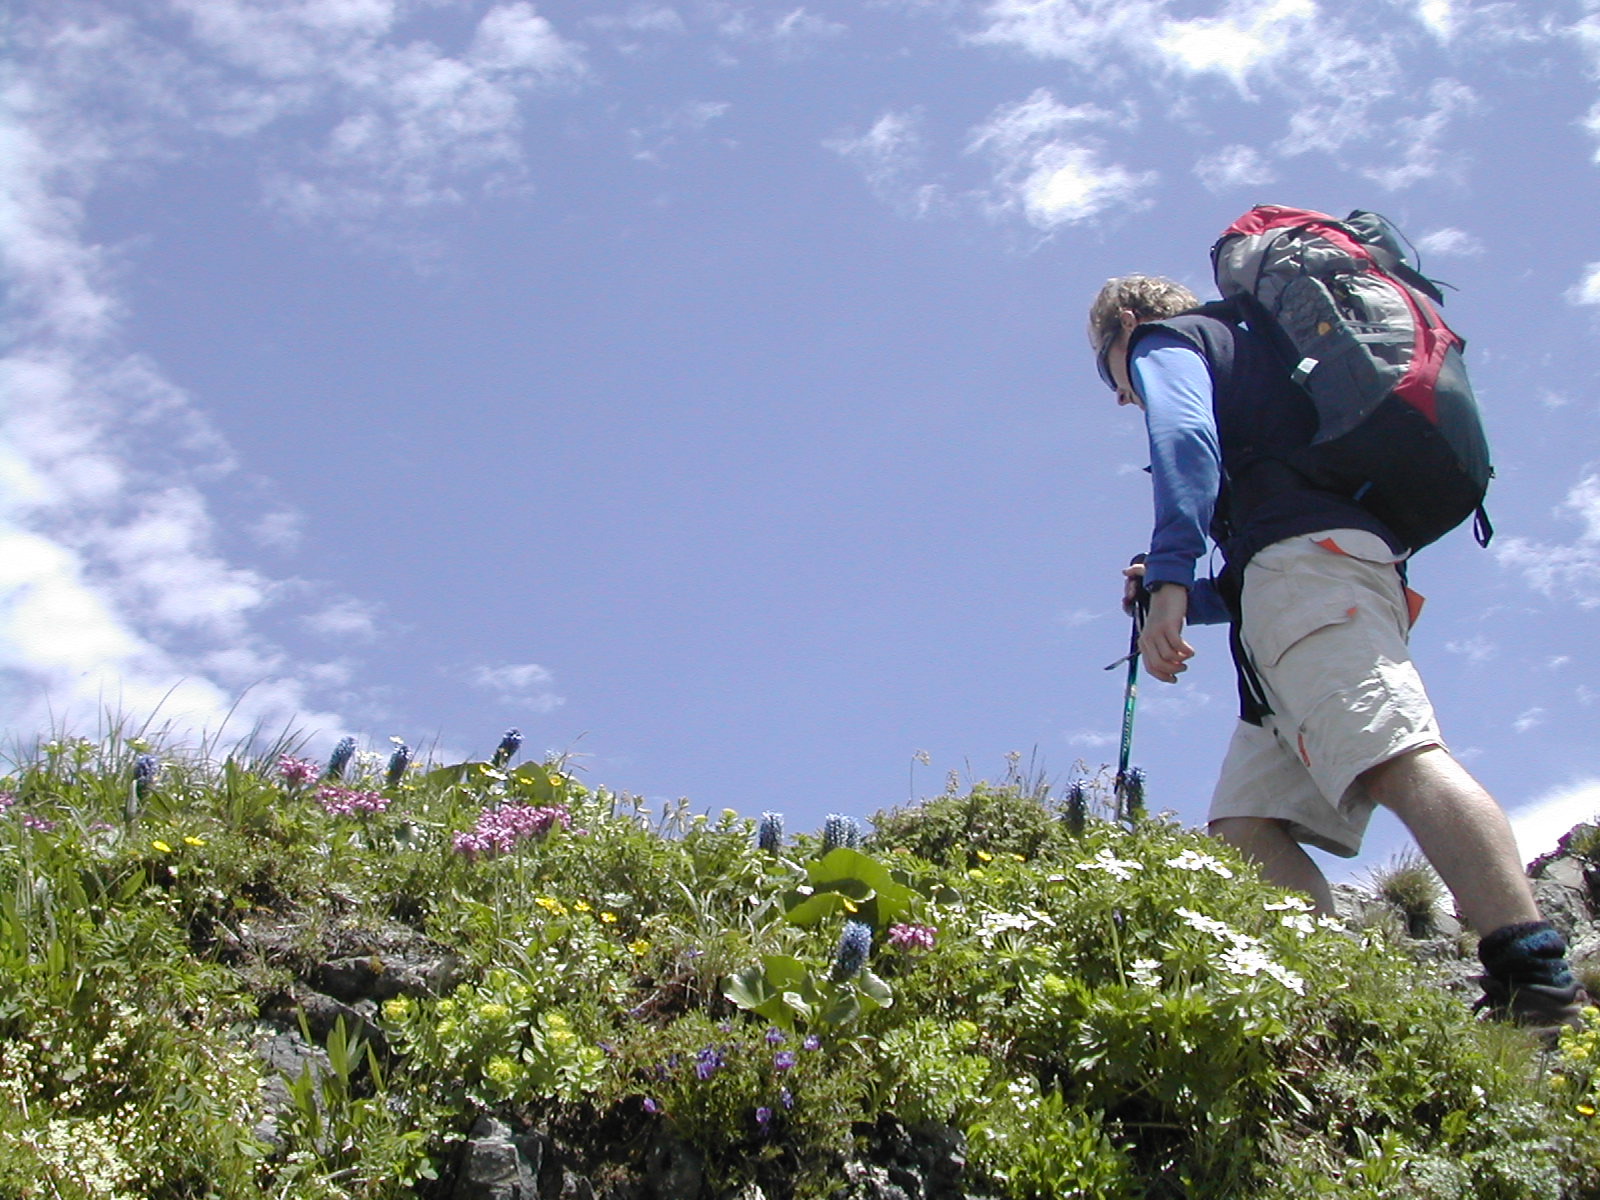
[1089,271,1586,1029]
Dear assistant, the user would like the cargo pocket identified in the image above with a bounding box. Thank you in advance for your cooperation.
[1241,570,1361,670]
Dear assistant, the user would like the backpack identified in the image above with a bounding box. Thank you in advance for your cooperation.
[1208,204,1493,553]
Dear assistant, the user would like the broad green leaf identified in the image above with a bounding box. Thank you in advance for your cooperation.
[857,969,893,1009]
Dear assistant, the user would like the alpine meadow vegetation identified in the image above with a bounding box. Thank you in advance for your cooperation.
[2,731,1600,1199]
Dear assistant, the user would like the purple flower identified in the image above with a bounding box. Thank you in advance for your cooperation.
[888,923,937,952]
[694,1047,726,1081]
[491,728,523,768]
[773,1050,796,1072]
[822,813,860,853]
[755,1106,772,1128]
[764,1027,786,1046]
[21,814,55,832]
[642,1097,661,1114]
[325,736,357,781]
[757,811,784,853]
[277,756,319,788]
[830,919,872,982]
[133,754,160,796]
[316,785,390,818]
[803,1035,822,1052]
[385,741,412,789]
[780,1087,794,1109]
[452,803,571,857]
[0,792,15,814]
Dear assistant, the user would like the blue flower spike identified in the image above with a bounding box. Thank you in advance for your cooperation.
[385,740,412,789]
[757,811,784,853]
[491,728,523,768]
[326,736,357,781]
[830,919,873,982]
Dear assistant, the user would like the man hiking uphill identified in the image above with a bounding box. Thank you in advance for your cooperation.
[1088,270,1586,1031]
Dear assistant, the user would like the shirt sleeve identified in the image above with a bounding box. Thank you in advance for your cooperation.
[1129,332,1229,626]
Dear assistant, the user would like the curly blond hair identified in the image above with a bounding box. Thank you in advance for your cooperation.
[1087,276,1201,347]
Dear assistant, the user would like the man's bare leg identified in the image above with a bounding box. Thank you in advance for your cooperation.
[1359,744,1540,935]
[1209,815,1337,915]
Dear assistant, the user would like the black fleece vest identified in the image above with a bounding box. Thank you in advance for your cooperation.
[1128,311,1401,592]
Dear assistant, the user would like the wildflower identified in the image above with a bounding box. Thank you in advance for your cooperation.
[600,911,618,924]
[888,923,937,952]
[975,849,993,862]
[485,1056,517,1086]
[694,1048,725,1080]
[1121,765,1146,820]
[765,1028,786,1045]
[757,811,784,853]
[830,919,872,982]
[133,754,160,796]
[642,1097,661,1114]
[183,835,205,847]
[822,814,860,853]
[382,996,414,1022]
[21,814,56,832]
[325,736,357,780]
[316,785,390,818]
[0,792,13,814]
[780,1086,794,1109]
[1064,780,1088,835]
[535,896,568,916]
[773,1050,796,1071]
[385,739,411,788]
[755,1106,772,1128]
[276,756,319,788]
[629,940,650,956]
[1128,958,1162,989]
[1579,1104,1596,1117]
[151,840,172,854]
[574,899,592,913]
[491,728,523,768]
[1077,847,1144,882]
[452,803,571,857]
[1165,849,1234,878]
[803,1035,822,1052]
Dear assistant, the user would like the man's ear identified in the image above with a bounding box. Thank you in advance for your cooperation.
[1118,308,1138,333]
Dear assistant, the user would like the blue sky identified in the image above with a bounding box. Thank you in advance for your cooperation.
[6,0,1600,879]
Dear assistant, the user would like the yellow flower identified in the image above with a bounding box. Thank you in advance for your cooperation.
[382,996,414,1022]
[535,897,568,916]
[184,835,205,847]
[1580,1104,1597,1117]
[1011,853,1026,862]
[485,1056,517,1085]
[628,940,650,956]
[573,900,592,913]
[477,1003,512,1023]
[151,840,172,854]
[600,911,618,924]
[975,850,993,862]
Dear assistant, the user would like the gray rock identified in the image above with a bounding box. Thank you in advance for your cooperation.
[643,1131,704,1200]
[454,1116,545,1200]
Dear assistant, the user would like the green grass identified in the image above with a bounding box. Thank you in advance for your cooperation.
[1,734,1597,1199]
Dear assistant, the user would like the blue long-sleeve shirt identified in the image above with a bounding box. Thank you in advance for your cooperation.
[1128,331,1231,626]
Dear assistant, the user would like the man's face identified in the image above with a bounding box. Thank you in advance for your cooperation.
[1091,310,1143,410]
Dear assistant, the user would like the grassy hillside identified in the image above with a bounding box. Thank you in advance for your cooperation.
[2,733,1599,1199]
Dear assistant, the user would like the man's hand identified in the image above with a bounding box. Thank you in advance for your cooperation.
[1138,584,1195,683]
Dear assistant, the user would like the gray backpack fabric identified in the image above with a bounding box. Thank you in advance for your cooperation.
[1209,205,1492,553]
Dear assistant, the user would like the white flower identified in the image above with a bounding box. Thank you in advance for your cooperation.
[1264,897,1314,912]
[1279,912,1316,935]
[1077,847,1144,881]
[1128,958,1163,988]
[975,908,1053,946]
[1175,906,1235,940]
[1165,849,1234,878]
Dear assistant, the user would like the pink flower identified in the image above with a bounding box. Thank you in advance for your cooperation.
[277,756,320,788]
[315,785,390,818]
[452,804,571,857]
[888,923,937,952]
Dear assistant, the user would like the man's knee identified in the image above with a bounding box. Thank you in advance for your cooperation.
[1209,815,1293,851]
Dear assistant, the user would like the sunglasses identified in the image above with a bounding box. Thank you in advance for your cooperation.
[1095,326,1121,392]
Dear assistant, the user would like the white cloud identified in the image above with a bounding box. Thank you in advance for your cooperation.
[825,110,948,217]
[1414,226,1483,257]
[1193,143,1276,193]
[1494,466,1600,607]
[1363,77,1477,190]
[1416,0,1456,41]
[1155,0,1315,92]
[1512,707,1545,734]
[1068,728,1116,748]
[1568,264,1600,306]
[470,662,565,712]
[303,598,383,641]
[970,0,1163,67]
[968,90,1155,230]
[1444,634,1496,664]
[1509,778,1600,863]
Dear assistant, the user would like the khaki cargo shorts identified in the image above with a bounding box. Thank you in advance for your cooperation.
[1208,529,1444,857]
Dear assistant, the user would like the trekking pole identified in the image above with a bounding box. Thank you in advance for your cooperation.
[1104,556,1150,826]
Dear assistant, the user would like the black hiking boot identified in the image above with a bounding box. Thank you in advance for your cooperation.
[1475,920,1588,1041]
